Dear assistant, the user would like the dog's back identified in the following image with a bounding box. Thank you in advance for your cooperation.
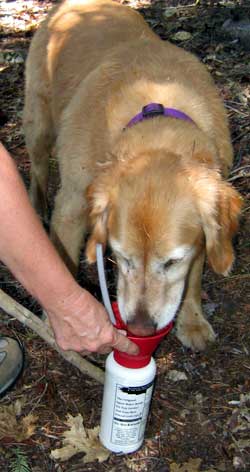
[25,0,232,174]
[25,0,153,123]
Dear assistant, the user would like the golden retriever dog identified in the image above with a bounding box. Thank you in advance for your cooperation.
[23,0,242,350]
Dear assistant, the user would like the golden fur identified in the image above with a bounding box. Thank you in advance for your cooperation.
[23,0,242,349]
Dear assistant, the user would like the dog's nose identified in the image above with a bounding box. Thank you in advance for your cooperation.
[127,304,156,336]
[127,322,156,336]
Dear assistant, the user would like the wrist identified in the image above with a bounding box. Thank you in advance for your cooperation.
[43,282,92,321]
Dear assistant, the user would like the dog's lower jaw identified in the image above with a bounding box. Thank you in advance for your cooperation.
[175,300,216,351]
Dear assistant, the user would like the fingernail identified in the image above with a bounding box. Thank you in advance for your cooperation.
[130,345,140,355]
[117,329,127,336]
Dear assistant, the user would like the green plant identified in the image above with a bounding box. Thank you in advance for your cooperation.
[9,448,31,472]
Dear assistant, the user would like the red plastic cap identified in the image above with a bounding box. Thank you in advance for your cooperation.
[112,302,173,368]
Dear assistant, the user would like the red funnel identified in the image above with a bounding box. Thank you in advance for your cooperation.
[112,302,173,368]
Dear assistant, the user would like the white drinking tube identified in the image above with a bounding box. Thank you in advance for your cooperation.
[96,243,116,324]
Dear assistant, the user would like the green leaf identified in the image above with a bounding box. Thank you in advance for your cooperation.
[9,448,31,472]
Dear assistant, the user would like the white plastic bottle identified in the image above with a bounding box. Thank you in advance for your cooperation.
[99,349,156,454]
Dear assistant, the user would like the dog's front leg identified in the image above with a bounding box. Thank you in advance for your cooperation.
[50,184,88,276]
[176,251,216,351]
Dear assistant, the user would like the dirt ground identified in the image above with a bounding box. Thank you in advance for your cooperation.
[0,1,250,471]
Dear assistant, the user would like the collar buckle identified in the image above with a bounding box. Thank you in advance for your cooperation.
[142,103,165,118]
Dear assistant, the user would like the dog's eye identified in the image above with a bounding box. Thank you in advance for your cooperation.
[116,253,133,270]
[163,259,177,270]
[123,257,131,268]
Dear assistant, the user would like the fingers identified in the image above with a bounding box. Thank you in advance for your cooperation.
[80,349,91,356]
[95,346,112,355]
[91,329,139,356]
[95,330,126,355]
[111,330,139,355]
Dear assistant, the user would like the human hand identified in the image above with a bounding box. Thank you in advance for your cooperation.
[45,288,139,356]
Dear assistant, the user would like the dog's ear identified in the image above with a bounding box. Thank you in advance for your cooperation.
[191,167,243,275]
[205,181,242,275]
[85,178,116,263]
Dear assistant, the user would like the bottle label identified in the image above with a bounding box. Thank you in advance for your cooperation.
[111,380,154,445]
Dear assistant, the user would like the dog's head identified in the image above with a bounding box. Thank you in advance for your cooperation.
[86,149,242,335]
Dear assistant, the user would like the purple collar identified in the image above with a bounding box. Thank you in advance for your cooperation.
[126,103,193,128]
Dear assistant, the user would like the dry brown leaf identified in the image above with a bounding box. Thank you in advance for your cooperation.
[230,438,250,451]
[50,414,110,464]
[169,458,217,472]
[13,398,23,416]
[170,458,202,472]
[0,401,38,441]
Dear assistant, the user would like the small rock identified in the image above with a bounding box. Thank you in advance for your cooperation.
[12,54,24,64]
[233,456,246,469]
[222,18,250,50]
[5,52,24,64]
[167,369,188,382]
[163,8,177,20]
[195,393,203,404]
[173,31,192,42]
[240,393,250,406]
[217,461,227,471]
[180,408,190,419]
[204,302,218,317]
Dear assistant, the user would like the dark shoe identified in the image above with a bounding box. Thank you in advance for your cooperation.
[0,337,24,395]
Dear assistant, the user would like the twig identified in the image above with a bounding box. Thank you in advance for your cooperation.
[0,289,104,384]
[29,382,48,415]
[232,127,250,143]
[230,165,250,175]
[242,205,250,214]
[225,104,249,118]
[228,171,250,182]
[206,274,250,286]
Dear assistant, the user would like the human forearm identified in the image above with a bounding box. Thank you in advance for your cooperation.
[0,142,79,310]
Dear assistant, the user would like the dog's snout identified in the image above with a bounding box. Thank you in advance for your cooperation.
[127,305,156,336]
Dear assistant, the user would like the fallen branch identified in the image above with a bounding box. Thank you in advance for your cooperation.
[0,289,104,384]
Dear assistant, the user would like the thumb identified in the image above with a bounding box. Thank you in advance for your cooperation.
[112,328,139,355]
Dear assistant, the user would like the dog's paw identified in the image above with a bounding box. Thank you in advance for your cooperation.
[176,316,216,351]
